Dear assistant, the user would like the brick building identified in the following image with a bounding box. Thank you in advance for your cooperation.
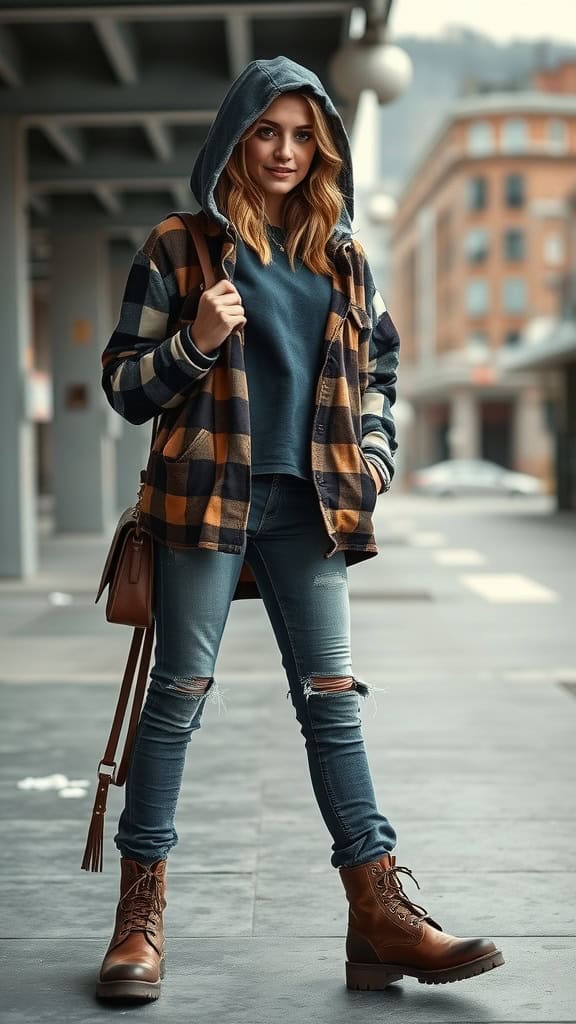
[391,60,576,481]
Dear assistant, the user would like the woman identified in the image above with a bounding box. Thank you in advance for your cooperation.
[96,56,504,1001]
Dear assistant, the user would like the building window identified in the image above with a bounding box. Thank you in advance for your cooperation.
[464,228,489,263]
[502,278,527,314]
[501,119,528,153]
[467,176,487,210]
[504,173,525,207]
[504,228,525,262]
[544,233,565,266]
[547,118,567,153]
[504,330,521,347]
[466,279,490,317]
[467,121,494,156]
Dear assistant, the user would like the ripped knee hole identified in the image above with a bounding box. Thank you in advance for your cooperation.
[168,677,213,697]
[302,675,371,699]
[310,676,355,693]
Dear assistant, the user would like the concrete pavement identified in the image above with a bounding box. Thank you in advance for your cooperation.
[1,493,575,1023]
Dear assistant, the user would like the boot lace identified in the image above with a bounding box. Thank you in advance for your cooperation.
[373,864,430,928]
[118,868,164,940]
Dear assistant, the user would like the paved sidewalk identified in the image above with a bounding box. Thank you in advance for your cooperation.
[1,495,575,1023]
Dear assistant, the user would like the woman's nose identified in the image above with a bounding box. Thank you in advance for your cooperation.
[274,135,293,160]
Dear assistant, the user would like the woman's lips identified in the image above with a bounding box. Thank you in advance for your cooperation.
[265,168,294,177]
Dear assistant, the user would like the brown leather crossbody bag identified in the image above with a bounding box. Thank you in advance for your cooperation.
[94,472,155,629]
[81,213,217,871]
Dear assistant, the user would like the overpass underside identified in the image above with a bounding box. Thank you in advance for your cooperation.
[0,1,358,577]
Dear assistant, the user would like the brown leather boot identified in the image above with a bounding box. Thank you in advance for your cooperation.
[96,857,167,1000]
[339,853,504,989]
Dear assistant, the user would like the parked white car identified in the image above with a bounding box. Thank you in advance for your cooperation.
[411,459,544,497]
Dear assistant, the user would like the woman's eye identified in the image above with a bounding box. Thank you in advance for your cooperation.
[257,127,313,143]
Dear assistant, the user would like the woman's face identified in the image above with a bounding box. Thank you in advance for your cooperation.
[244,93,317,219]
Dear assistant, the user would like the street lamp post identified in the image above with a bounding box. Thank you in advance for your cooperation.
[329,0,412,105]
[329,2,413,485]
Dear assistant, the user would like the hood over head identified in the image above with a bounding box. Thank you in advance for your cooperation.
[190,56,354,241]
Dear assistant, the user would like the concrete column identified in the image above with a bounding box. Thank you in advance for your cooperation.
[411,403,436,469]
[416,206,436,366]
[115,423,153,513]
[513,385,553,477]
[448,390,480,459]
[108,248,150,512]
[557,364,576,511]
[50,230,116,532]
[0,118,38,577]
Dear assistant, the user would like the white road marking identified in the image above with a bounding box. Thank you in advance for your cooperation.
[48,591,74,606]
[503,669,576,682]
[461,573,559,603]
[411,531,447,547]
[17,774,90,797]
[390,519,417,534]
[433,549,486,566]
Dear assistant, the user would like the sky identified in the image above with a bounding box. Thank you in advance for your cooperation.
[387,0,576,47]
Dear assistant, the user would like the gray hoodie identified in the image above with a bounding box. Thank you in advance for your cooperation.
[190,55,354,241]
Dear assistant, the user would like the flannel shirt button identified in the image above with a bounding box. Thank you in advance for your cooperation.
[316,424,325,434]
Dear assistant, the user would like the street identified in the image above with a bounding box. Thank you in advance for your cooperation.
[1,493,575,1023]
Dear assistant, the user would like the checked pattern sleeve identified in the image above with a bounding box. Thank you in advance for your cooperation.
[101,231,217,426]
[359,253,400,491]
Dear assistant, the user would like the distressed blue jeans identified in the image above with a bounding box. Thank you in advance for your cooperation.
[115,473,397,869]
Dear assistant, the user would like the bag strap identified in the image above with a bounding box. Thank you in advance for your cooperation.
[172,210,218,290]
[81,624,155,871]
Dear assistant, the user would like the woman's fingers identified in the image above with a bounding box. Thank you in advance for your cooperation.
[205,280,244,313]
[190,278,247,355]
[207,279,242,299]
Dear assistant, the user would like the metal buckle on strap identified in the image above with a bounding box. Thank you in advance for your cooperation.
[97,760,116,783]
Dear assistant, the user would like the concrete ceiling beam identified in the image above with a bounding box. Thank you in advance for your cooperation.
[41,121,85,164]
[93,16,139,84]
[171,181,193,208]
[28,194,51,217]
[44,204,199,232]
[93,184,123,214]
[226,12,252,80]
[0,77,226,115]
[29,153,201,186]
[25,110,217,128]
[0,24,22,87]
[0,3,352,24]
[30,171,198,193]
[143,118,173,161]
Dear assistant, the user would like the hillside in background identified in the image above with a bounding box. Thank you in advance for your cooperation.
[377,30,576,192]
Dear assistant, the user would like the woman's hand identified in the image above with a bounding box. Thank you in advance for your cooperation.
[368,462,382,494]
[189,279,247,355]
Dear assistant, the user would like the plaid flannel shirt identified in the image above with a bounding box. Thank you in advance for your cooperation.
[101,212,400,599]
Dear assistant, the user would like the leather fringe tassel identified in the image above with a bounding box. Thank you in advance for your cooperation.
[81,771,113,872]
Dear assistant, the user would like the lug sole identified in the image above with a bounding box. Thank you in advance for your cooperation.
[96,955,165,1001]
[346,949,505,989]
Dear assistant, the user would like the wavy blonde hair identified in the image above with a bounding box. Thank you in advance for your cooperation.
[214,91,345,275]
